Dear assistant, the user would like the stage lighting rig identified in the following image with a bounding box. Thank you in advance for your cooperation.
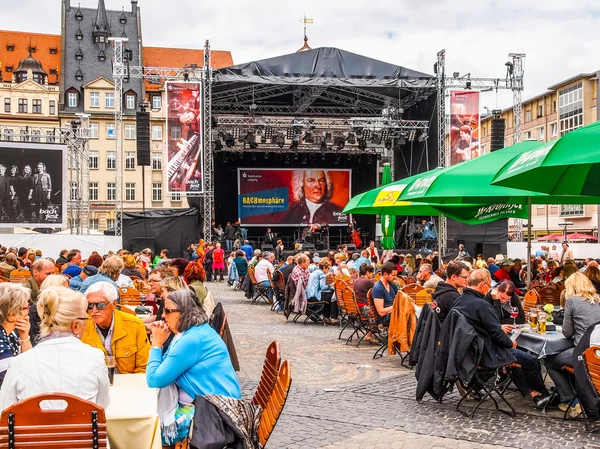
[275,133,285,149]
[371,132,382,145]
[335,137,345,150]
[303,131,314,143]
[346,132,356,144]
[407,129,417,142]
[357,138,367,151]
[384,139,392,151]
[320,141,327,152]
[418,130,429,142]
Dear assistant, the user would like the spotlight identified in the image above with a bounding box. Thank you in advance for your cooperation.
[407,129,417,142]
[214,140,223,151]
[357,139,367,151]
[224,133,235,148]
[335,137,345,150]
[453,72,460,78]
[286,128,295,139]
[418,130,429,142]
[303,132,314,143]
[346,132,356,144]
[384,140,392,151]
[320,141,327,152]
[249,140,258,150]
[371,133,382,145]
[324,131,332,143]
[381,129,391,140]
[465,81,472,90]
[275,134,285,149]
[376,153,383,161]
[261,135,267,143]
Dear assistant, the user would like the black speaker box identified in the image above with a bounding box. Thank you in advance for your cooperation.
[136,111,151,166]
[490,118,506,152]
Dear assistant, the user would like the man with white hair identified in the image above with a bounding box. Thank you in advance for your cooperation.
[81,281,149,374]
[417,263,443,289]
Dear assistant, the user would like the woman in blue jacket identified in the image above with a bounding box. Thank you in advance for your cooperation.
[305,258,338,324]
[147,289,240,446]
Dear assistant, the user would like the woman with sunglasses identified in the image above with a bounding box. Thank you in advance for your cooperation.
[0,283,31,386]
[0,286,109,411]
[146,289,240,447]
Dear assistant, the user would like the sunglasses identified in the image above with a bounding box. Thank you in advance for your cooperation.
[87,302,109,311]
[163,308,181,315]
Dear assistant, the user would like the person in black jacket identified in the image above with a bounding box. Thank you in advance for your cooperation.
[431,261,469,323]
[509,258,526,290]
[484,280,525,325]
[453,269,552,408]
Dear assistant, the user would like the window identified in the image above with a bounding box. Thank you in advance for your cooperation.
[170,189,181,202]
[125,152,136,169]
[68,92,77,108]
[125,124,135,140]
[6,45,14,51]
[551,123,558,137]
[90,219,99,230]
[31,130,40,143]
[152,95,162,109]
[90,92,99,107]
[525,131,531,139]
[89,182,98,200]
[19,129,27,142]
[105,93,114,108]
[106,218,115,229]
[152,153,162,170]
[560,204,584,216]
[45,130,55,143]
[106,123,115,139]
[18,98,27,113]
[537,127,544,140]
[559,83,583,136]
[69,182,79,201]
[89,151,98,169]
[107,183,116,200]
[89,123,99,139]
[552,100,557,112]
[49,48,57,55]
[5,66,12,73]
[152,183,162,201]
[525,110,531,122]
[151,125,162,141]
[538,104,544,118]
[3,129,13,141]
[125,183,136,201]
[32,99,42,114]
[106,151,116,169]
[4,99,9,113]
[49,100,55,115]
[170,126,181,140]
[126,94,135,110]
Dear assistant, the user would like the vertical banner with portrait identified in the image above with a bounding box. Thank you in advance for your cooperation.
[449,90,480,166]
[0,142,66,228]
[238,168,351,226]
[165,81,203,194]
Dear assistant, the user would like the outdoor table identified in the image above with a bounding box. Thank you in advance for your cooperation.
[515,325,575,358]
[106,373,161,449]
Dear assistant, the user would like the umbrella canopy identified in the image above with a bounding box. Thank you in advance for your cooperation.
[380,164,396,250]
[567,233,598,241]
[537,233,564,241]
[492,121,600,195]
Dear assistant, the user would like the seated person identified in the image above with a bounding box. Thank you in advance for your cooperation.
[81,281,150,373]
[494,259,513,283]
[484,280,525,325]
[431,261,469,323]
[353,264,375,308]
[0,284,32,385]
[305,259,337,325]
[0,286,109,410]
[371,262,398,326]
[417,263,443,289]
[453,269,552,408]
[146,290,240,447]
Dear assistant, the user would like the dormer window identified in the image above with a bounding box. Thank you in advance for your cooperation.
[98,51,106,62]
[5,66,13,73]
[75,8,83,21]
[6,45,14,52]
[49,48,57,54]
[49,68,58,75]
[97,35,106,44]
[76,29,83,40]
[75,69,84,81]
[75,48,83,60]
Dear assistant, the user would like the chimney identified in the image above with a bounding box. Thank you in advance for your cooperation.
[131,0,138,13]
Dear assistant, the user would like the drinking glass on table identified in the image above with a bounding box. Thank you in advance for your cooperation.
[510,306,519,327]
[528,310,538,329]
[105,356,115,386]
[538,312,547,334]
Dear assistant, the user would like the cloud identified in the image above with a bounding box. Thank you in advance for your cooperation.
[2,0,600,110]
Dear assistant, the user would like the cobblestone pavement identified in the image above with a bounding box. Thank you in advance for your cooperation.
[210,281,600,449]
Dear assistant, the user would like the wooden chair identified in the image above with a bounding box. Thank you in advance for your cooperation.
[365,289,389,359]
[267,270,282,312]
[435,268,444,278]
[0,393,107,448]
[414,288,434,307]
[581,346,600,429]
[402,283,425,302]
[257,360,292,447]
[218,312,228,338]
[53,265,60,274]
[334,279,350,337]
[522,290,540,313]
[0,276,9,283]
[252,341,281,410]
[272,270,286,313]
[247,267,271,305]
[339,286,369,345]
[403,276,417,284]
[373,272,382,283]
[537,285,561,307]
[120,305,136,316]
[119,286,141,306]
[9,269,30,284]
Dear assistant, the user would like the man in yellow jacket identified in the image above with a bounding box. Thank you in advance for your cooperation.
[81,281,150,373]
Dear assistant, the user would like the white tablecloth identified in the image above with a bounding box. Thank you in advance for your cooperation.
[106,374,161,449]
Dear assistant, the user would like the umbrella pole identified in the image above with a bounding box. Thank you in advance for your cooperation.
[438,213,443,257]
[527,197,532,287]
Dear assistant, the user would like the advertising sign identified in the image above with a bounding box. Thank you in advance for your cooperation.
[449,90,480,166]
[238,168,351,226]
[165,81,203,194]
[0,142,66,228]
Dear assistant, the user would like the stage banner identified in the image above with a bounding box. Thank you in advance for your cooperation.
[238,168,351,226]
[449,90,480,166]
[0,142,66,228]
[165,81,203,194]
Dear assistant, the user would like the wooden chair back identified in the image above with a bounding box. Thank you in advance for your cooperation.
[275,270,286,292]
[120,305,137,316]
[402,283,425,302]
[247,267,258,286]
[252,341,281,409]
[219,312,228,338]
[334,279,350,314]
[522,290,540,313]
[10,268,30,284]
[335,273,352,284]
[53,265,60,274]
[414,288,434,307]
[403,276,417,284]
[555,280,566,292]
[583,346,600,396]
[266,269,277,290]
[434,268,444,278]
[119,286,141,306]
[0,393,107,448]
[528,279,542,290]
[537,285,561,307]
[341,286,362,316]
[0,276,9,283]
[366,288,384,327]
[373,272,382,283]
[258,360,292,447]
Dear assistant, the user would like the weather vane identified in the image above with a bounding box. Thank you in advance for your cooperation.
[297,13,313,52]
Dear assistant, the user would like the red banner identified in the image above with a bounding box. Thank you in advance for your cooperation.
[449,90,480,166]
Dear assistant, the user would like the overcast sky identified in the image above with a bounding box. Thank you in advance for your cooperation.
[3,0,600,111]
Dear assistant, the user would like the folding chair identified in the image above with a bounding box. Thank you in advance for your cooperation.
[252,341,281,409]
[257,360,292,447]
[9,269,30,284]
[522,290,540,314]
[414,288,434,307]
[268,270,283,312]
[0,393,107,448]
[537,285,561,307]
[335,279,350,338]
[339,286,369,345]
[364,289,389,359]
[272,270,286,314]
[119,286,141,306]
[247,267,271,305]
[402,283,425,302]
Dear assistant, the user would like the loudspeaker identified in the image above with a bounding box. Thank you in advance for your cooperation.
[261,244,274,251]
[132,237,155,254]
[483,243,502,258]
[346,244,357,251]
[136,111,151,166]
[490,118,506,152]
[302,243,315,250]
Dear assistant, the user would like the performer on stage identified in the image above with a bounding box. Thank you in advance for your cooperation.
[264,228,275,245]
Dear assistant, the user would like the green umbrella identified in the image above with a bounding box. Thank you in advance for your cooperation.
[380,164,396,250]
[491,120,600,195]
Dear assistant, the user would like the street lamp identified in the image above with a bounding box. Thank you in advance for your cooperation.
[558,221,573,242]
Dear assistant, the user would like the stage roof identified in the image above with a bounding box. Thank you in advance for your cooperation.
[212,47,436,116]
